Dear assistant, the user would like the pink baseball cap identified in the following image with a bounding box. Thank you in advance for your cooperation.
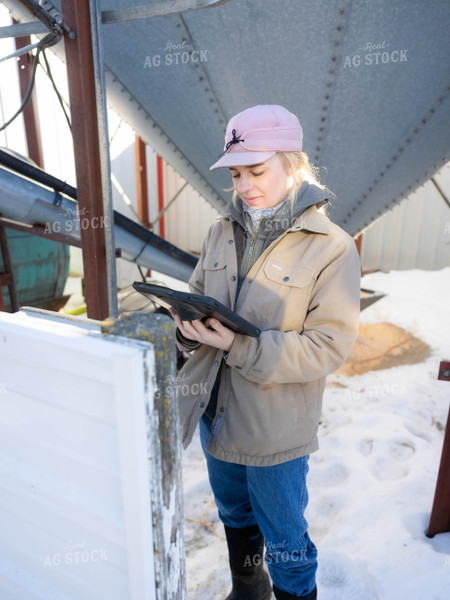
[210,104,303,170]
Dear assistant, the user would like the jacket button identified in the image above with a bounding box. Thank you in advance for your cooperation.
[199,401,205,407]
[213,360,219,367]
[248,279,253,284]
[236,365,242,370]
[228,239,234,244]
[219,407,224,412]
[225,217,230,221]
[214,261,219,267]
[231,275,236,281]
[283,276,290,282]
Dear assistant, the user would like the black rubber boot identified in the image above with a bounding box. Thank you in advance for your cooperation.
[224,523,272,600]
[273,583,317,600]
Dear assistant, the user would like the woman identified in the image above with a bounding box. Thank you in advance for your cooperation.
[170,104,361,599]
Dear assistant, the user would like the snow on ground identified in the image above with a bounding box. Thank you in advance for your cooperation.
[181,267,450,600]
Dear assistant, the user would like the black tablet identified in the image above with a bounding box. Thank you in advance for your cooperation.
[132,282,261,338]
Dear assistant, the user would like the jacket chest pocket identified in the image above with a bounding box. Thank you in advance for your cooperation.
[204,252,227,271]
[203,251,228,301]
[263,260,315,290]
[256,260,315,330]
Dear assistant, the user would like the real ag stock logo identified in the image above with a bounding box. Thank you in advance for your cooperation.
[144,40,208,68]
[344,41,408,68]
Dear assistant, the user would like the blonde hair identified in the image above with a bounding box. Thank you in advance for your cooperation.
[228,151,334,214]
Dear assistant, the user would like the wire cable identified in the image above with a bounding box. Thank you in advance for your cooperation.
[0,32,59,134]
[0,40,42,64]
[0,45,41,133]
[40,49,72,131]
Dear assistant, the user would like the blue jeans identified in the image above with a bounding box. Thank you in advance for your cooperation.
[199,414,318,597]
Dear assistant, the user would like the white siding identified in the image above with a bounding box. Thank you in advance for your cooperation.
[0,309,179,600]
[162,162,220,256]
[361,162,450,271]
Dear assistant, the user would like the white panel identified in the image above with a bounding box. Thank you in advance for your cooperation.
[163,162,220,255]
[0,311,158,600]
[361,162,450,271]
[111,352,156,600]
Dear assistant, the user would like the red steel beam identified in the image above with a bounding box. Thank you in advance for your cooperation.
[61,0,109,320]
[354,232,363,258]
[13,20,45,168]
[427,390,450,537]
[0,216,81,248]
[157,154,165,239]
[135,134,150,228]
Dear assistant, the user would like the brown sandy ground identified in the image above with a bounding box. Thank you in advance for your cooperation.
[334,322,432,377]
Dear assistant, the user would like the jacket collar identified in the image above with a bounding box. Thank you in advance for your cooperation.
[289,205,331,234]
[220,180,331,235]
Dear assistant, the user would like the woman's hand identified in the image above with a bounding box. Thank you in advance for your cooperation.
[169,308,236,352]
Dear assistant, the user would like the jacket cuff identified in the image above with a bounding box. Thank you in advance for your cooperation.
[175,328,201,351]
[224,333,257,373]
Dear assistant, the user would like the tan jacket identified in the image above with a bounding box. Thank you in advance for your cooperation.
[175,200,361,466]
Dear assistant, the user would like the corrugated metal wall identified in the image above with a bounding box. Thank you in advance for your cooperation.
[360,162,450,271]
[162,162,220,256]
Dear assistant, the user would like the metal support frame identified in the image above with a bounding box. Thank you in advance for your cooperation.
[427,363,450,538]
[431,177,450,210]
[101,0,232,25]
[13,0,75,38]
[88,0,118,317]
[0,22,48,39]
[13,22,45,168]
[0,215,81,248]
[134,135,150,229]
[61,0,117,320]
[150,181,188,229]
[157,155,166,239]
[427,404,450,537]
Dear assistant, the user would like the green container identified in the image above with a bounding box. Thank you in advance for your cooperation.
[0,227,70,312]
